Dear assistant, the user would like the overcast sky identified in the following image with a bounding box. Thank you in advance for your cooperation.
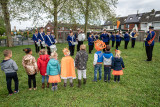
[11,0,160,30]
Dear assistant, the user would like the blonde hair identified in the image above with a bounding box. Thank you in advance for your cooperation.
[3,49,12,57]
[115,50,121,58]
[80,44,86,50]
[50,51,58,59]
[39,49,47,55]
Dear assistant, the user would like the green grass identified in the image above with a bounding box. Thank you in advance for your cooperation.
[0,41,160,107]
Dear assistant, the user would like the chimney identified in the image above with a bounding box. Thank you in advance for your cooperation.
[151,9,155,15]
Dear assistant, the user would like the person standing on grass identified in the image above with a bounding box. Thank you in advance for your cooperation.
[32,29,39,53]
[88,34,94,54]
[145,26,156,61]
[103,45,113,82]
[112,50,125,82]
[124,31,130,49]
[100,29,110,52]
[116,32,121,49]
[47,51,61,91]
[22,48,38,90]
[75,44,88,88]
[67,30,76,56]
[131,30,137,48]
[1,50,19,96]
[111,32,115,47]
[38,27,46,49]
[37,49,50,89]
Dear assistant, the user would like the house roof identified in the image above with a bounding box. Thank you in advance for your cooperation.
[125,13,143,24]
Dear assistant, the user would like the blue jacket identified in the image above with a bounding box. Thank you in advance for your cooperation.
[38,32,45,41]
[44,35,55,46]
[131,32,136,40]
[67,35,76,46]
[145,31,155,46]
[116,35,120,42]
[100,33,109,42]
[95,35,99,40]
[124,33,130,41]
[88,37,94,45]
[111,35,115,41]
[96,51,103,63]
[32,34,38,42]
[112,57,125,70]
[103,52,113,59]
[47,58,61,76]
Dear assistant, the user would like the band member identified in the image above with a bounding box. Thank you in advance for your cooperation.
[38,27,46,49]
[131,30,137,48]
[88,34,94,54]
[51,30,57,43]
[145,26,156,61]
[100,29,110,52]
[44,29,55,55]
[111,32,115,47]
[67,30,76,56]
[95,32,99,40]
[116,32,120,49]
[76,28,83,52]
[119,32,122,46]
[32,29,39,53]
[124,31,130,49]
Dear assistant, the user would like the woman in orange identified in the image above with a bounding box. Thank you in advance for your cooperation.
[61,48,76,87]
[112,50,125,82]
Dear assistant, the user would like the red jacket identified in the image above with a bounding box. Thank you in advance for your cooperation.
[37,55,50,76]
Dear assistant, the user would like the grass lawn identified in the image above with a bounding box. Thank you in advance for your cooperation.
[0,41,160,106]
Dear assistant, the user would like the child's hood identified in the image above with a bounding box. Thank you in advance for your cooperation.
[114,57,122,62]
[49,58,58,66]
[103,52,113,58]
[39,55,49,61]
[1,59,13,69]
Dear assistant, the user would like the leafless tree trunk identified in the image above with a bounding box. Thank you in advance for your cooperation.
[54,0,58,42]
[84,0,90,37]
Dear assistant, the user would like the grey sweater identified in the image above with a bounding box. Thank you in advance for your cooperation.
[1,59,18,74]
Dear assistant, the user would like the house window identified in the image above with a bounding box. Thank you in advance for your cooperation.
[129,17,133,20]
[153,22,160,27]
[155,14,160,17]
[146,16,149,19]
[126,24,129,28]
[124,19,126,21]
[138,17,141,19]
[110,26,113,29]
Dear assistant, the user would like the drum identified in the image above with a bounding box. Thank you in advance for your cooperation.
[50,45,57,52]
[36,42,40,47]
[41,41,46,47]
[78,33,85,41]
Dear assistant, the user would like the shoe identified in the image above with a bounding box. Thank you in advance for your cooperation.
[46,83,49,88]
[14,90,19,94]
[78,80,81,88]
[54,86,58,91]
[33,87,37,90]
[29,88,32,90]
[83,78,87,84]
[42,83,45,89]
[70,83,73,87]
[104,80,107,82]
[51,86,55,91]
[8,93,13,96]
[64,83,67,87]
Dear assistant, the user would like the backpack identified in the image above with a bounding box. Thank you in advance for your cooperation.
[103,56,112,65]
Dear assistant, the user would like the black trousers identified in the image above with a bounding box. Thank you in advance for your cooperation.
[77,41,83,51]
[114,75,120,81]
[89,45,93,54]
[131,39,135,48]
[103,42,109,52]
[69,45,75,56]
[40,43,45,49]
[47,46,51,55]
[112,41,115,47]
[28,74,36,88]
[145,46,154,61]
[119,40,121,46]
[34,42,39,53]
[6,72,19,94]
[116,42,120,49]
[124,41,129,49]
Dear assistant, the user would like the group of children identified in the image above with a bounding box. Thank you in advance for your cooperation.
[1,39,125,96]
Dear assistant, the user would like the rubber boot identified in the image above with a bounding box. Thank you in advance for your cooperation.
[47,83,49,88]
[64,83,67,87]
[83,78,87,84]
[78,79,81,88]
[42,83,45,89]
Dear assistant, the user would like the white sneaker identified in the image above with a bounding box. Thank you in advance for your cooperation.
[51,86,54,91]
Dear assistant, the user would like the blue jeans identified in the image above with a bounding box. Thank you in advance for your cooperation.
[42,75,49,83]
[94,64,102,81]
[104,66,111,81]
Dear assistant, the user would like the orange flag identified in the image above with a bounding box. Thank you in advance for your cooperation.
[117,20,121,29]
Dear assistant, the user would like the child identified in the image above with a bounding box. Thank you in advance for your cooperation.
[1,50,19,95]
[93,40,106,82]
[88,34,94,54]
[37,49,50,89]
[103,45,113,82]
[22,48,38,90]
[112,50,125,82]
[61,48,76,87]
[47,51,61,91]
[75,44,88,88]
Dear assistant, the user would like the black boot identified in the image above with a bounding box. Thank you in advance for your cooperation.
[70,83,73,87]
[78,79,81,88]
[83,78,87,84]
[64,83,67,87]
